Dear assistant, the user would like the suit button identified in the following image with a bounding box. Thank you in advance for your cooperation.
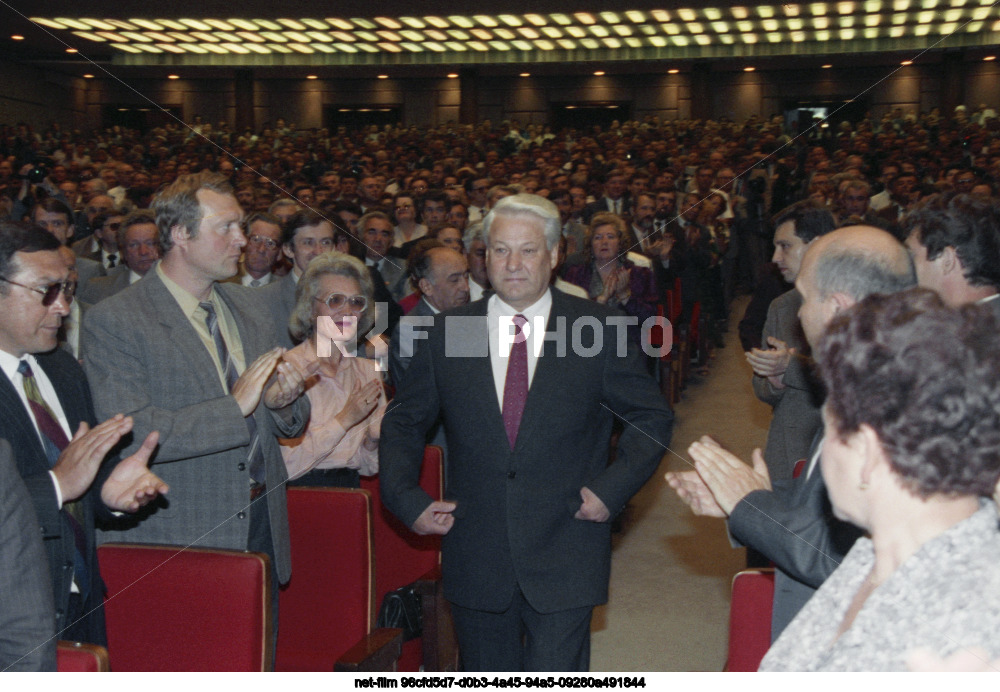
[507,471,516,479]
[238,463,246,471]
[237,511,247,519]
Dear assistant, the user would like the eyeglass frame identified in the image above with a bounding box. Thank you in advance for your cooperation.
[248,234,279,250]
[314,292,368,313]
[0,276,76,306]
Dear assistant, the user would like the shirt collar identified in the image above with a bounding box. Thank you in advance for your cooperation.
[488,287,553,322]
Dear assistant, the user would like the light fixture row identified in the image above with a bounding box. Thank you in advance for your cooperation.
[28,2,999,35]
[49,21,998,57]
[26,3,1000,57]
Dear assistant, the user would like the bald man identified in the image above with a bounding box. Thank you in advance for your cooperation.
[668,225,915,638]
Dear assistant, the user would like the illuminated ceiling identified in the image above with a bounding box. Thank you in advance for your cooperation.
[15,2,1000,69]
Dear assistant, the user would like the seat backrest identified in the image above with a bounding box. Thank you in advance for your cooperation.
[57,641,109,672]
[726,568,775,672]
[361,445,443,607]
[276,487,374,671]
[98,544,270,671]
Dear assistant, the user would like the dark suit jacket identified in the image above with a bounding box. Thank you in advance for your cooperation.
[0,438,56,670]
[389,296,436,388]
[0,349,107,645]
[82,272,310,583]
[380,290,674,613]
[728,434,863,639]
[581,196,630,224]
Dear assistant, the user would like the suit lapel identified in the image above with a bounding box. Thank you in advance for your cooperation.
[146,273,229,397]
[0,374,48,470]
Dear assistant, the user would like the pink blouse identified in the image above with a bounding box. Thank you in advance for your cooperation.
[279,340,387,480]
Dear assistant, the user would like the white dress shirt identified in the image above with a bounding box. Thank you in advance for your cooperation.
[487,289,552,412]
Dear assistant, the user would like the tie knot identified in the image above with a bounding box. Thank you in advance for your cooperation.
[199,301,216,317]
[17,360,32,378]
[513,313,527,330]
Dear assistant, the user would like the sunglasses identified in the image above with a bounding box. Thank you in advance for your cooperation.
[0,276,76,306]
[315,293,367,312]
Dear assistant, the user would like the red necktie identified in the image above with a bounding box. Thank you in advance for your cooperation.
[501,315,528,450]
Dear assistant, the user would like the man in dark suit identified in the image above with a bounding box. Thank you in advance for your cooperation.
[0,222,165,647]
[580,169,629,224]
[381,195,673,671]
[389,241,470,386]
[668,225,914,638]
[0,438,55,671]
[82,173,313,628]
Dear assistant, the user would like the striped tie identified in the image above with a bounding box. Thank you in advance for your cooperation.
[200,302,266,484]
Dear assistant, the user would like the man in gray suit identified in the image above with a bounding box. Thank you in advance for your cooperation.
[361,210,408,303]
[79,210,160,304]
[0,439,55,671]
[668,225,915,638]
[82,173,313,620]
[746,200,835,480]
[259,209,336,348]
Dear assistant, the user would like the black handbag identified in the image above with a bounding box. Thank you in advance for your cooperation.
[376,584,423,640]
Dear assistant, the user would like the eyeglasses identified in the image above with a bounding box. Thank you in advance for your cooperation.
[395,203,413,210]
[315,293,368,312]
[248,234,278,250]
[0,276,76,306]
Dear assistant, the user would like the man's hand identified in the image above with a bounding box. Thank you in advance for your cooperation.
[52,415,132,503]
[746,336,794,388]
[263,354,319,410]
[665,469,727,518]
[100,431,169,512]
[232,348,284,416]
[688,437,771,515]
[411,501,457,536]
[574,486,610,522]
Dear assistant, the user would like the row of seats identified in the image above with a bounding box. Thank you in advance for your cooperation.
[57,447,456,672]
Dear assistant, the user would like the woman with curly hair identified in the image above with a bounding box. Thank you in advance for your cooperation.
[761,288,1000,670]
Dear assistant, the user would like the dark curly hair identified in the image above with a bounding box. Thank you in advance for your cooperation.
[902,192,1000,289]
[818,287,1000,498]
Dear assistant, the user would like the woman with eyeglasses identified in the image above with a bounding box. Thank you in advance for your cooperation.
[279,251,386,488]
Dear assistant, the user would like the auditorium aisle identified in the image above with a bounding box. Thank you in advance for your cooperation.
[590,296,772,671]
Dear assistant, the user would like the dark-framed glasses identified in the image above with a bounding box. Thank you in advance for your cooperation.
[315,293,367,312]
[0,276,76,306]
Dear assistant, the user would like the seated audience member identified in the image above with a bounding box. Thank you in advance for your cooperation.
[260,209,337,347]
[33,198,104,288]
[391,192,427,249]
[463,222,490,301]
[761,289,1000,671]
[427,224,464,253]
[281,252,386,488]
[390,240,470,386]
[268,197,300,226]
[232,212,282,287]
[360,210,408,304]
[80,209,161,303]
[563,212,658,329]
[81,210,123,271]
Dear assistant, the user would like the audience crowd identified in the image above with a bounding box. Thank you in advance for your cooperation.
[2,102,1000,671]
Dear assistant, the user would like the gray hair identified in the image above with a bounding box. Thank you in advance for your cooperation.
[462,220,485,251]
[812,248,916,302]
[482,194,561,251]
[289,251,377,341]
